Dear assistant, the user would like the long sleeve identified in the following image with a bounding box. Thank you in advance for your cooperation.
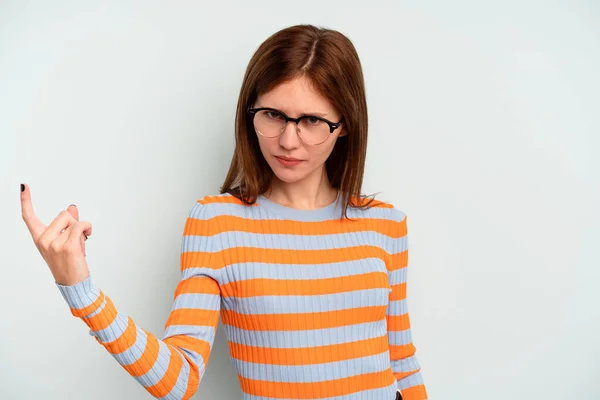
[56,201,223,400]
[386,212,428,400]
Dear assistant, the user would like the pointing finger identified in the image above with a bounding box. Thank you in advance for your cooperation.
[20,183,47,241]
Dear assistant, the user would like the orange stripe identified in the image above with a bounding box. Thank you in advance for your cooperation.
[389,282,407,301]
[165,308,219,328]
[182,245,404,273]
[162,339,202,400]
[400,383,428,400]
[389,343,416,360]
[239,367,396,398]
[180,250,219,272]
[181,362,199,400]
[102,325,204,398]
[185,214,405,238]
[103,316,137,354]
[229,334,389,365]
[224,270,388,298]
[199,194,394,209]
[389,249,408,272]
[393,368,422,382]
[199,195,259,206]
[222,304,387,332]
[122,330,160,377]
[83,296,118,331]
[174,276,220,297]
[70,291,104,317]
[387,313,411,331]
[146,346,183,398]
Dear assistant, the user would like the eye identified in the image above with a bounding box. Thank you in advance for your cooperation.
[305,116,321,125]
[265,110,283,120]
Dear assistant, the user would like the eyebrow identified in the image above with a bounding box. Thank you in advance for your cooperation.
[256,105,328,118]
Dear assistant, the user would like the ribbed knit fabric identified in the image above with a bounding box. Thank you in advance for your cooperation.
[56,192,427,400]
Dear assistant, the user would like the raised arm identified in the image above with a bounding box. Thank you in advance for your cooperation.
[20,184,222,399]
[386,212,428,400]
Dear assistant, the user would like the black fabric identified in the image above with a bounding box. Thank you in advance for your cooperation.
[396,391,403,400]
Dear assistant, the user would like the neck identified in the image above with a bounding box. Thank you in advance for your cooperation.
[265,174,338,210]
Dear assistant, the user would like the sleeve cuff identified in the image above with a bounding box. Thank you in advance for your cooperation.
[56,275,103,317]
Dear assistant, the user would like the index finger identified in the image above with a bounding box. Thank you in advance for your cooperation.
[20,183,46,240]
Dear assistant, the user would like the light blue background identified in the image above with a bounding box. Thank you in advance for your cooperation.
[1,1,598,399]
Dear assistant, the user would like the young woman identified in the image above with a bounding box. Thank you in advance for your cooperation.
[20,24,427,400]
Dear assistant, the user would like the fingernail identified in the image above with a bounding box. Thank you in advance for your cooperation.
[69,204,77,208]
[20,184,24,192]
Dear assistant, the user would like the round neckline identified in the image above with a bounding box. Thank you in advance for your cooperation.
[256,190,342,221]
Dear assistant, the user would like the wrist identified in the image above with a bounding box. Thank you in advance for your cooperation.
[56,274,102,317]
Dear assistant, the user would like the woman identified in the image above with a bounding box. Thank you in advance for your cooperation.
[20,24,427,400]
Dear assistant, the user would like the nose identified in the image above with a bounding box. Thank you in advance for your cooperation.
[278,120,301,147]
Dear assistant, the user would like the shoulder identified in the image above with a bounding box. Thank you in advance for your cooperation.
[351,195,407,224]
[196,192,245,207]
[186,192,252,219]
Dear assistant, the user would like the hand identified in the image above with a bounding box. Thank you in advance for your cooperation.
[20,183,93,286]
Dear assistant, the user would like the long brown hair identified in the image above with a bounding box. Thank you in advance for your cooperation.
[219,24,382,220]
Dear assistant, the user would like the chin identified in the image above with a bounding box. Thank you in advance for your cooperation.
[272,169,305,183]
[274,174,305,184]
[268,161,306,183]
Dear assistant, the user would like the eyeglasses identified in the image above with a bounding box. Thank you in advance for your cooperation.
[247,107,344,145]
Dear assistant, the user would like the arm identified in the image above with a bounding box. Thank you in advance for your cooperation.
[386,213,428,400]
[56,201,222,399]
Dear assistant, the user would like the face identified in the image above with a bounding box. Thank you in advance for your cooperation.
[252,76,346,188]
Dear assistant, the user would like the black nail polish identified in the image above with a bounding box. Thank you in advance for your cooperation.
[20,184,24,192]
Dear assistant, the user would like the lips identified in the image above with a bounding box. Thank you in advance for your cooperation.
[276,156,302,161]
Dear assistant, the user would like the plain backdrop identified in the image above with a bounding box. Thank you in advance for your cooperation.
[1,1,598,399]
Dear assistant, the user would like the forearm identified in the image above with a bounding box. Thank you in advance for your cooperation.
[57,276,201,400]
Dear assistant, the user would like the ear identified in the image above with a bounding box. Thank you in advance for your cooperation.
[337,128,348,138]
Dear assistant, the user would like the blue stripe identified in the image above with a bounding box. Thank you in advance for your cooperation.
[233,351,392,382]
[135,339,171,387]
[390,356,421,373]
[223,320,387,348]
[111,326,148,366]
[396,370,425,390]
[389,267,408,286]
[230,287,389,315]
[163,324,217,346]
[181,258,403,285]
[183,230,407,254]
[243,382,397,400]
[388,299,408,316]
[388,328,414,347]
[194,196,405,223]
[158,351,189,400]
[172,293,220,311]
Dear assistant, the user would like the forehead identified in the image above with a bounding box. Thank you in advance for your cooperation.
[256,76,336,116]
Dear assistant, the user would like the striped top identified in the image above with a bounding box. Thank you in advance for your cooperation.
[57,192,427,400]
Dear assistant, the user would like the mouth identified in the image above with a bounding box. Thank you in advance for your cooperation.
[276,156,302,161]
[275,156,304,167]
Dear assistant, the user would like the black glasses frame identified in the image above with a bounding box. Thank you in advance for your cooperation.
[247,107,344,134]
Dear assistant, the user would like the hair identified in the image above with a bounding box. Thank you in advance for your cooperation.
[219,24,382,220]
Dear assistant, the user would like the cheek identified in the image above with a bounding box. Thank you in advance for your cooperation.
[311,142,337,163]
[256,136,274,158]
